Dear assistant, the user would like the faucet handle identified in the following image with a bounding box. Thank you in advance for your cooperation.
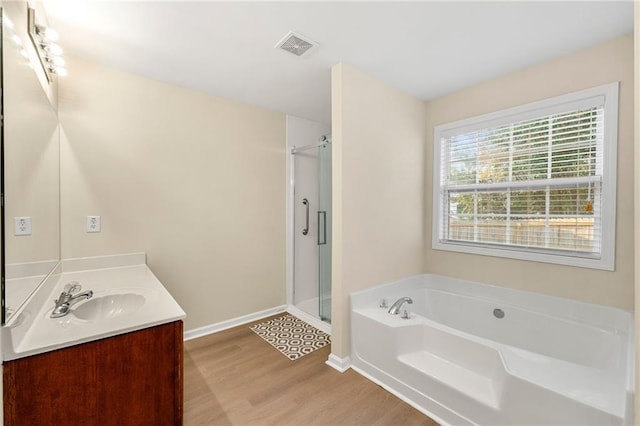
[63,281,81,294]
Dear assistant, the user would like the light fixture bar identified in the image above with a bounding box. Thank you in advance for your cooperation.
[27,7,66,83]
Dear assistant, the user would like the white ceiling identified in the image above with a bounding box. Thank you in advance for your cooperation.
[43,1,634,124]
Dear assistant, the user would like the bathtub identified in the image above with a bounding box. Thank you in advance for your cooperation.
[350,274,634,426]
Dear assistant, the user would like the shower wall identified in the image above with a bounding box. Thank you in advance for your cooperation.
[286,116,330,313]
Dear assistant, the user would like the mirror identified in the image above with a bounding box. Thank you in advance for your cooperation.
[1,5,61,324]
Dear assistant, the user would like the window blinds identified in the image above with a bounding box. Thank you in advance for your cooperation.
[437,105,604,256]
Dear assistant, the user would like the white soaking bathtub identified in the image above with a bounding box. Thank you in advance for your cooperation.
[350,274,634,426]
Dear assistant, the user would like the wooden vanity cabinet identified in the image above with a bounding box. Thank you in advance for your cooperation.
[3,321,183,426]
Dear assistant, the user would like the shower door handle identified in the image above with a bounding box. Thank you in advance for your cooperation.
[318,211,327,245]
[302,198,309,235]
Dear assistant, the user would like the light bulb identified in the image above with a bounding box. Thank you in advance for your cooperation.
[36,25,59,42]
[43,27,59,42]
[44,43,63,56]
[54,67,68,77]
[46,56,65,67]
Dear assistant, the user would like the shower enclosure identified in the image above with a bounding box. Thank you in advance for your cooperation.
[290,135,331,328]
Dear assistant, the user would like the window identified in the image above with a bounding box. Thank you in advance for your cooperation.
[432,83,618,270]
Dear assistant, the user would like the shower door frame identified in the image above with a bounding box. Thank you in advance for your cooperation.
[286,137,332,335]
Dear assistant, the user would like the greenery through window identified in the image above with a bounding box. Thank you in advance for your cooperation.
[433,83,618,270]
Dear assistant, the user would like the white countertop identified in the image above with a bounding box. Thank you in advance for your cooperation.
[3,253,186,361]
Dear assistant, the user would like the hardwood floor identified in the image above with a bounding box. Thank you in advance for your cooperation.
[184,315,439,425]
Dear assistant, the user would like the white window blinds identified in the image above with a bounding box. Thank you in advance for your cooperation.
[432,83,618,270]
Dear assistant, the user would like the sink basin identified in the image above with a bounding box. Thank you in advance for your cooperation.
[72,293,146,321]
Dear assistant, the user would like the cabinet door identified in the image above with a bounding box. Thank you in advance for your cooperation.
[96,321,183,425]
[4,335,99,424]
[4,321,183,426]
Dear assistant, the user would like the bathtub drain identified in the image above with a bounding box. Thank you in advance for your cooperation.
[493,308,505,319]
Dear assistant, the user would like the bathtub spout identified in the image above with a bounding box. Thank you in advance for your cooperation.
[388,297,413,315]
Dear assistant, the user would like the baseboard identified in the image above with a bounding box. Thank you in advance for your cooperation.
[287,305,331,335]
[325,353,351,373]
[183,305,287,341]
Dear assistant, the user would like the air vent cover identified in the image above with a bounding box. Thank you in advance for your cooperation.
[275,31,317,57]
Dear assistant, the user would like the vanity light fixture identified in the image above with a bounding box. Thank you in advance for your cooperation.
[27,6,66,82]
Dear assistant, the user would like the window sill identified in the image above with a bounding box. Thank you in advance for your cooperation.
[432,239,614,271]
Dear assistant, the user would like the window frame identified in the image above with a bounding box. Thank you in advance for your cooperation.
[432,82,619,271]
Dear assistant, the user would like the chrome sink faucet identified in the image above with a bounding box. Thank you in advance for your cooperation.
[388,297,413,315]
[51,282,93,318]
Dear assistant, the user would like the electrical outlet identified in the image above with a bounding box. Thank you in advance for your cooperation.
[14,217,32,236]
[86,215,101,233]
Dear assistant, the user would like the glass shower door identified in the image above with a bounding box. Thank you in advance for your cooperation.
[318,136,332,323]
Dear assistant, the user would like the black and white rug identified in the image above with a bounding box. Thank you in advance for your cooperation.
[250,314,330,360]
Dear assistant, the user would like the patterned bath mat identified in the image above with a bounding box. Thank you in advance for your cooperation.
[250,314,330,360]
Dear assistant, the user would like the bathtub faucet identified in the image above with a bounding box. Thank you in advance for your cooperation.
[388,297,413,315]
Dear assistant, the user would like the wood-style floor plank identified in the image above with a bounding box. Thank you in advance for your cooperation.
[184,315,439,425]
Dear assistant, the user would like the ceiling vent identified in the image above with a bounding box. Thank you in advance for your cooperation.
[275,31,317,57]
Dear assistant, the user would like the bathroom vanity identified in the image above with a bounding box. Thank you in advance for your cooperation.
[4,321,183,425]
[2,253,186,425]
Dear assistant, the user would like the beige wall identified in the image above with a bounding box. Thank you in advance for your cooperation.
[634,1,639,419]
[58,57,287,330]
[425,35,634,310]
[331,63,426,358]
